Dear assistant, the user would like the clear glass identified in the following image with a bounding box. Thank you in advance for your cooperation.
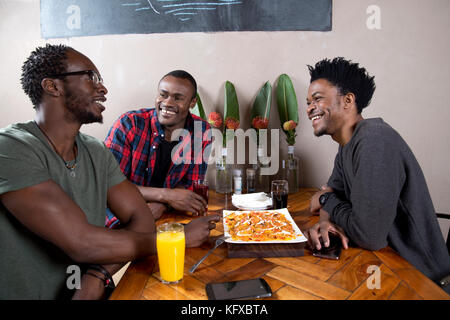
[286,148,299,194]
[215,155,232,194]
[156,223,185,284]
[271,180,289,209]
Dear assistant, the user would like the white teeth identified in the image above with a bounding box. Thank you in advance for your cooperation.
[312,115,322,121]
[161,108,176,115]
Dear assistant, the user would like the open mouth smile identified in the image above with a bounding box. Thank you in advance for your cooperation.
[160,106,177,116]
[93,97,106,111]
[309,113,324,125]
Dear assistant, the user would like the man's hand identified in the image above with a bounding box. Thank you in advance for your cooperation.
[147,202,168,220]
[165,189,207,216]
[305,209,349,250]
[184,214,220,247]
[310,185,334,214]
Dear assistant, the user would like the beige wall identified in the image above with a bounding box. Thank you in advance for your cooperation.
[1,0,450,217]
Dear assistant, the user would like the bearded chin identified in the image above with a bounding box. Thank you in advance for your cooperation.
[65,107,103,124]
[314,128,326,137]
[65,93,103,124]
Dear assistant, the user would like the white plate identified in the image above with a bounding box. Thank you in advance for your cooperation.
[232,203,272,210]
[231,192,272,210]
[223,208,308,244]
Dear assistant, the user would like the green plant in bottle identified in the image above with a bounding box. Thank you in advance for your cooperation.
[212,81,240,193]
[276,74,299,193]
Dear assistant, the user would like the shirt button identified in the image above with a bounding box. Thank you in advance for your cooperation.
[152,145,156,149]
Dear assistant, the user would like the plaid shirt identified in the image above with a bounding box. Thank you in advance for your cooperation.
[104,108,212,227]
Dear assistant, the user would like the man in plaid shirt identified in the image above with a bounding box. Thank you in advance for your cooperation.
[105,70,211,228]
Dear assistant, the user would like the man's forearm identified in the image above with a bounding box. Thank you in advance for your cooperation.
[74,226,156,264]
[137,185,170,203]
[100,205,158,277]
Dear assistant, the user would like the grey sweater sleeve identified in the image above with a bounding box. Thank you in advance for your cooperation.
[323,129,406,250]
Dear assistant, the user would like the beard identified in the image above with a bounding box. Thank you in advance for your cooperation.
[64,90,103,124]
[314,127,326,137]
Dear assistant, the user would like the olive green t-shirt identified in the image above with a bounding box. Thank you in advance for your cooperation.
[0,121,126,299]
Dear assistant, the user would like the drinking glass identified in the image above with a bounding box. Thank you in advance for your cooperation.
[156,223,185,284]
[271,180,289,209]
[193,180,209,212]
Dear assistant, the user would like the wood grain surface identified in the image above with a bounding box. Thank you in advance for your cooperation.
[110,189,450,300]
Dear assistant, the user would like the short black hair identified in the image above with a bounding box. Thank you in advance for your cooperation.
[308,57,376,113]
[21,44,72,108]
[161,70,197,99]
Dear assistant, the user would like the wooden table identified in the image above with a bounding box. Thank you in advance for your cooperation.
[110,189,449,300]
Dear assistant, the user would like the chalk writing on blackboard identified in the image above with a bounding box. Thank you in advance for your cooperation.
[40,0,332,39]
[122,0,244,22]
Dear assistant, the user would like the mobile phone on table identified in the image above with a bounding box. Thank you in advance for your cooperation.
[312,234,342,260]
[206,278,272,300]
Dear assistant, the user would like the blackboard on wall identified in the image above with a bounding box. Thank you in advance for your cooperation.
[40,0,332,39]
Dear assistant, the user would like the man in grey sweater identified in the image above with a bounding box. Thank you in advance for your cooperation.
[305,57,450,293]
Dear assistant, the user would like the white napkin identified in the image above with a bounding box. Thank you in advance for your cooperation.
[232,192,272,209]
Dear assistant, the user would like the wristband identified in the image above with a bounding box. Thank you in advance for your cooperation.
[85,271,107,284]
[86,264,115,289]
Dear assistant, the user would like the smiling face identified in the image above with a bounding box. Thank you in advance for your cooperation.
[155,75,197,131]
[306,79,347,138]
[61,49,108,124]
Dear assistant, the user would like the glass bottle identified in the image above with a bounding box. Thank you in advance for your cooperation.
[279,160,287,180]
[246,168,256,193]
[233,169,242,194]
[286,145,299,194]
[256,147,271,193]
[215,148,232,193]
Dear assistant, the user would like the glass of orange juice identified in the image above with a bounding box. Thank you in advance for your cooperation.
[156,222,185,284]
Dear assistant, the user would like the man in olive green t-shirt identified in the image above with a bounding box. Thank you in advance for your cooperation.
[0,44,219,299]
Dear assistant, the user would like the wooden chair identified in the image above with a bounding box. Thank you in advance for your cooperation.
[436,213,450,293]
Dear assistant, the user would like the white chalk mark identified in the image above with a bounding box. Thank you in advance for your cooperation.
[162,2,242,8]
[147,0,160,14]
[122,0,243,22]
[165,7,217,14]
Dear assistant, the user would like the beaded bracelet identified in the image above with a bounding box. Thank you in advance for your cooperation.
[86,264,115,289]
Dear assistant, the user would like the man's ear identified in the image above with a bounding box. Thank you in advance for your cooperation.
[189,96,198,109]
[41,78,61,98]
[343,92,356,110]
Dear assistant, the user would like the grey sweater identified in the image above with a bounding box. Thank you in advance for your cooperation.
[322,118,450,283]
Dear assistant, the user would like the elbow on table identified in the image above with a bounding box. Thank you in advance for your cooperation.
[344,218,389,251]
[354,235,388,251]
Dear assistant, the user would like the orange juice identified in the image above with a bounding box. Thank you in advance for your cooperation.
[156,223,185,283]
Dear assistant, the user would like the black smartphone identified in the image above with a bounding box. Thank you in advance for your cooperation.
[312,234,342,260]
[206,278,272,300]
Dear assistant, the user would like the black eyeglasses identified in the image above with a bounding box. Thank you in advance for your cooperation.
[50,70,103,85]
